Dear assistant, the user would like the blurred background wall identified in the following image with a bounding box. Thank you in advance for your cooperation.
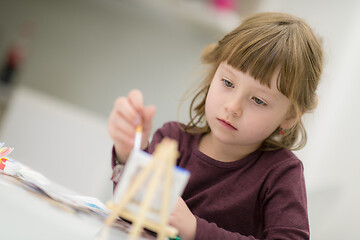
[0,0,359,239]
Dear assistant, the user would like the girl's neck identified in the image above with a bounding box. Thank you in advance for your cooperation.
[198,132,260,162]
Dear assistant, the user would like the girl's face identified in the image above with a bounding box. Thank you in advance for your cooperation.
[205,62,294,151]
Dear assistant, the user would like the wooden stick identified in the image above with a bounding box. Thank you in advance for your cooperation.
[105,154,157,225]
[128,154,164,240]
[106,203,179,237]
[157,139,178,240]
[158,153,173,240]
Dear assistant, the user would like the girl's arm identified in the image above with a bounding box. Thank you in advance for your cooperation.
[169,199,307,240]
[191,159,309,240]
[194,216,308,240]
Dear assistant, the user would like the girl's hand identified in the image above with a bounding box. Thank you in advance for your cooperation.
[169,197,196,240]
[108,89,156,163]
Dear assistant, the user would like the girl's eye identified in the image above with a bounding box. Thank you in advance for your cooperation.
[222,79,234,88]
[252,97,267,106]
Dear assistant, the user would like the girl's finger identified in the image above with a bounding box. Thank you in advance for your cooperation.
[113,97,141,126]
[109,112,136,140]
[142,105,156,133]
[128,89,144,113]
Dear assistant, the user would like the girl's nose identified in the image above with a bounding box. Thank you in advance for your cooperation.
[225,98,242,117]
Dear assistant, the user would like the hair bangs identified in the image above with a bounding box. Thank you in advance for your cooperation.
[223,26,297,98]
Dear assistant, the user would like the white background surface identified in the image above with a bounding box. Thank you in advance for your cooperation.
[0,0,359,239]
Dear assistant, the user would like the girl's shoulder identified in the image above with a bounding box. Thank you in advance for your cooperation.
[260,148,305,174]
[265,148,299,162]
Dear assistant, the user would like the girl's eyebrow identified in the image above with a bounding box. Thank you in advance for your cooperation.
[254,84,281,101]
[221,64,238,77]
[222,64,235,72]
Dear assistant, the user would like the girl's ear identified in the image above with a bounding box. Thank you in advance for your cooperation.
[280,115,298,130]
[280,106,303,130]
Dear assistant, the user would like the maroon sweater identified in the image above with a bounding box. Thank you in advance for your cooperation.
[112,121,309,240]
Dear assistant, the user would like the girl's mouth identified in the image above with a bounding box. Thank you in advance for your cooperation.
[217,118,237,130]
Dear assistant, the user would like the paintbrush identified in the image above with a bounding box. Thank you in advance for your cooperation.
[133,125,142,151]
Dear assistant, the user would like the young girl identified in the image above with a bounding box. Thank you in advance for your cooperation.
[108,12,323,240]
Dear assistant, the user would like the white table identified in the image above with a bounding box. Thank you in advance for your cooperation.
[0,174,151,240]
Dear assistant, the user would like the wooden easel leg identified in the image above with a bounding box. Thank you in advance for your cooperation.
[105,155,157,226]
[158,155,174,240]
[128,156,165,240]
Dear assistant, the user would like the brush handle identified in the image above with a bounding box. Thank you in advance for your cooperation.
[134,125,142,150]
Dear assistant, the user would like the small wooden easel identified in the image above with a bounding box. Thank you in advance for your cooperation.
[104,138,179,240]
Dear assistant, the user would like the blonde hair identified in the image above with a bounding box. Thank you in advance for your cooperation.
[185,12,323,151]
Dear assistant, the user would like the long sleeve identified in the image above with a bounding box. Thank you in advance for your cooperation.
[192,158,309,240]
[195,217,257,240]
